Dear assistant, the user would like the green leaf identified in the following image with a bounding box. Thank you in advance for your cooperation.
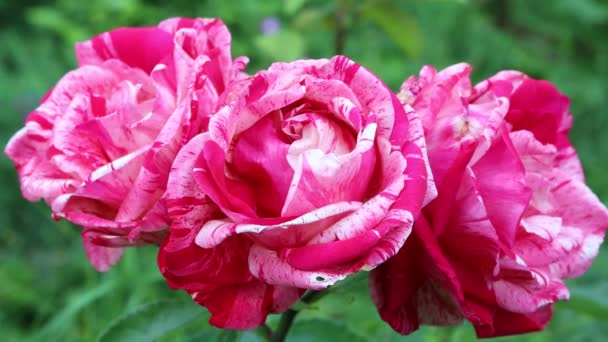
[360,0,422,57]
[292,272,369,312]
[96,300,205,342]
[254,30,306,61]
[284,0,308,15]
[0,258,39,309]
[218,329,240,342]
[292,8,328,31]
[561,283,608,320]
[287,319,368,342]
[178,330,221,342]
[26,7,89,43]
[33,280,118,341]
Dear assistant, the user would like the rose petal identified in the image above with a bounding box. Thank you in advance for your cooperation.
[281,122,377,217]
[471,128,531,250]
[82,233,124,272]
[248,245,346,289]
[76,26,174,73]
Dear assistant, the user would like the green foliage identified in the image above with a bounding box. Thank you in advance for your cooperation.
[284,0,308,16]
[360,0,423,58]
[255,30,306,61]
[1,0,607,341]
[96,300,203,342]
[288,319,368,342]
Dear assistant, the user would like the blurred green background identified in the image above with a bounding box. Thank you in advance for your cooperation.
[1,0,607,341]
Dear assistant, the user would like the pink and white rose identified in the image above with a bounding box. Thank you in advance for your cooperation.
[158,56,430,329]
[4,17,247,271]
[371,64,608,337]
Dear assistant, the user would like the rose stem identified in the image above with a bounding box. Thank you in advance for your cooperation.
[270,290,327,342]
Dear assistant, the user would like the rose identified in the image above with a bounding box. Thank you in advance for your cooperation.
[158,56,430,329]
[4,17,247,271]
[371,64,608,337]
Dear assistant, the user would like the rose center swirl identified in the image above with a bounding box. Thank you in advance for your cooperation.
[229,98,367,218]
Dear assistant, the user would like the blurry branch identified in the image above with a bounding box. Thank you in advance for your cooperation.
[487,0,509,28]
[335,0,347,55]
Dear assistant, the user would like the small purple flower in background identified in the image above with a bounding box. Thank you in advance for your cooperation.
[260,16,281,35]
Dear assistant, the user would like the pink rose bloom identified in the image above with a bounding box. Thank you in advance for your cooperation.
[4,17,247,271]
[158,56,430,329]
[371,64,608,337]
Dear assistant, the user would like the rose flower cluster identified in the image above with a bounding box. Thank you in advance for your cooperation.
[5,17,608,338]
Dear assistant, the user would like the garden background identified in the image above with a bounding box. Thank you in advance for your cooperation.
[1,0,607,340]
